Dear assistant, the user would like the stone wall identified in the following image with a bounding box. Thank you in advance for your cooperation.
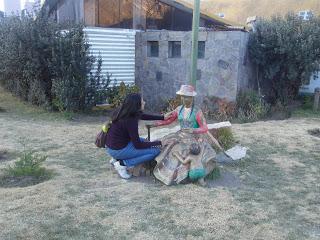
[135,30,254,111]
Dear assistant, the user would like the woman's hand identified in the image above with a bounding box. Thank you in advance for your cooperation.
[145,123,155,129]
[164,112,174,120]
[155,109,178,127]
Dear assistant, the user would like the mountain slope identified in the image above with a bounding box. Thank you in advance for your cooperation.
[186,0,320,24]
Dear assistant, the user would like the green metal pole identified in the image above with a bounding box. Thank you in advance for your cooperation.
[190,0,200,88]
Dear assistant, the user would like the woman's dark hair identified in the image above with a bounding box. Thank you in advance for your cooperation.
[112,93,142,122]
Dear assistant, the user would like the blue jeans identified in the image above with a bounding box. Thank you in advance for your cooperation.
[107,140,161,167]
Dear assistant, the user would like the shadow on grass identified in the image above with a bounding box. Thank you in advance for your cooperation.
[308,128,320,138]
[0,149,19,163]
[0,174,53,188]
[207,168,242,188]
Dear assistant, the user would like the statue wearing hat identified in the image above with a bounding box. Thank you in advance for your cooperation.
[150,85,221,186]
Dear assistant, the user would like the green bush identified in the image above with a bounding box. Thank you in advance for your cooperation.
[5,151,51,178]
[161,95,181,114]
[248,13,320,105]
[107,82,140,107]
[0,11,107,112]
[236,90,270,123]
[202,96,236,121]
[301,95,314,110]
[216,128,235,150]
[86,58,112,106]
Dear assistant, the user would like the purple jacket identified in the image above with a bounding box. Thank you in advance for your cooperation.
[106,113,164,150]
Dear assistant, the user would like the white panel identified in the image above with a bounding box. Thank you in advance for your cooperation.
[299,71,320,94]
[84,27,138,86]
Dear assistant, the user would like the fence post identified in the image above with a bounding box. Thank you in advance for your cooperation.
[314,87,320,111]
[190,0,201,88]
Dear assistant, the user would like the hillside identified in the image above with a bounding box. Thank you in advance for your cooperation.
[186,0,320,24]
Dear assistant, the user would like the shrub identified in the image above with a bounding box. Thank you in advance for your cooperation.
[0,11,106,112]
[248,13,320,105]
[0,13,56,106]
[236,90,270,122]
[216,128,235,150]
[203,96,236,121]
[107,82,140,107]
[4,150,51,178]
[301,95,314,110]
[161,95,181,113]
[86,59,112,106]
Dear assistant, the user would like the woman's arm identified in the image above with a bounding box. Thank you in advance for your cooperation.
[140,113,164,121]
[127,119,162,149]
[193,110,208,134]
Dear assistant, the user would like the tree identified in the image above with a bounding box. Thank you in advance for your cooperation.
[0,10,108,111]
[248,13,320,105]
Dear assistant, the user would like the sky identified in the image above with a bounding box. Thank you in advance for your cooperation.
[0,0,32,12]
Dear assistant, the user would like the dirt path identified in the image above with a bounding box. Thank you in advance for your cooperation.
[0,105,320,239]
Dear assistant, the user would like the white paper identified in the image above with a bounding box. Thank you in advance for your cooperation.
[207,121,232,129]
[225,145,248,160]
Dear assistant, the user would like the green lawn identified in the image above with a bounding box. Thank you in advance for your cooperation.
[292,108,320,119]
[1,88,320,240]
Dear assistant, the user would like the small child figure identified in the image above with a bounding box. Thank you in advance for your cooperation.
[173,143,206,186]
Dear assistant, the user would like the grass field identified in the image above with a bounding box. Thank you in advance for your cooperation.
[1,88,320,240]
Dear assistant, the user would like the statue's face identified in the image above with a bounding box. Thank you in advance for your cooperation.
[181,96,193,107]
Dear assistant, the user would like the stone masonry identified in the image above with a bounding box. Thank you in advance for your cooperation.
[135,30,253,111]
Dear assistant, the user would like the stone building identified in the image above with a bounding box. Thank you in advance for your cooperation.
[42,1,252,109]
[136,30,253,110]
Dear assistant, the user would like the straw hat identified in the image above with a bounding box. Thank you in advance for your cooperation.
[176,85,197,97]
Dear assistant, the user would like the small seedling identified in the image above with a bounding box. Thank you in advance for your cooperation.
[0,149,52,187]
[5,151,49,178]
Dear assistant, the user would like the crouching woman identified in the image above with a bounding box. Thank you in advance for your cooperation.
[106,93,169,179]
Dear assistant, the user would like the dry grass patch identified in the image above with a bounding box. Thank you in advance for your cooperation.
[1,88,320,239]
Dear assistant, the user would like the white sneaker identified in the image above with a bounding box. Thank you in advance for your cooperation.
[109,158,117,166]
[114,161,132,179]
